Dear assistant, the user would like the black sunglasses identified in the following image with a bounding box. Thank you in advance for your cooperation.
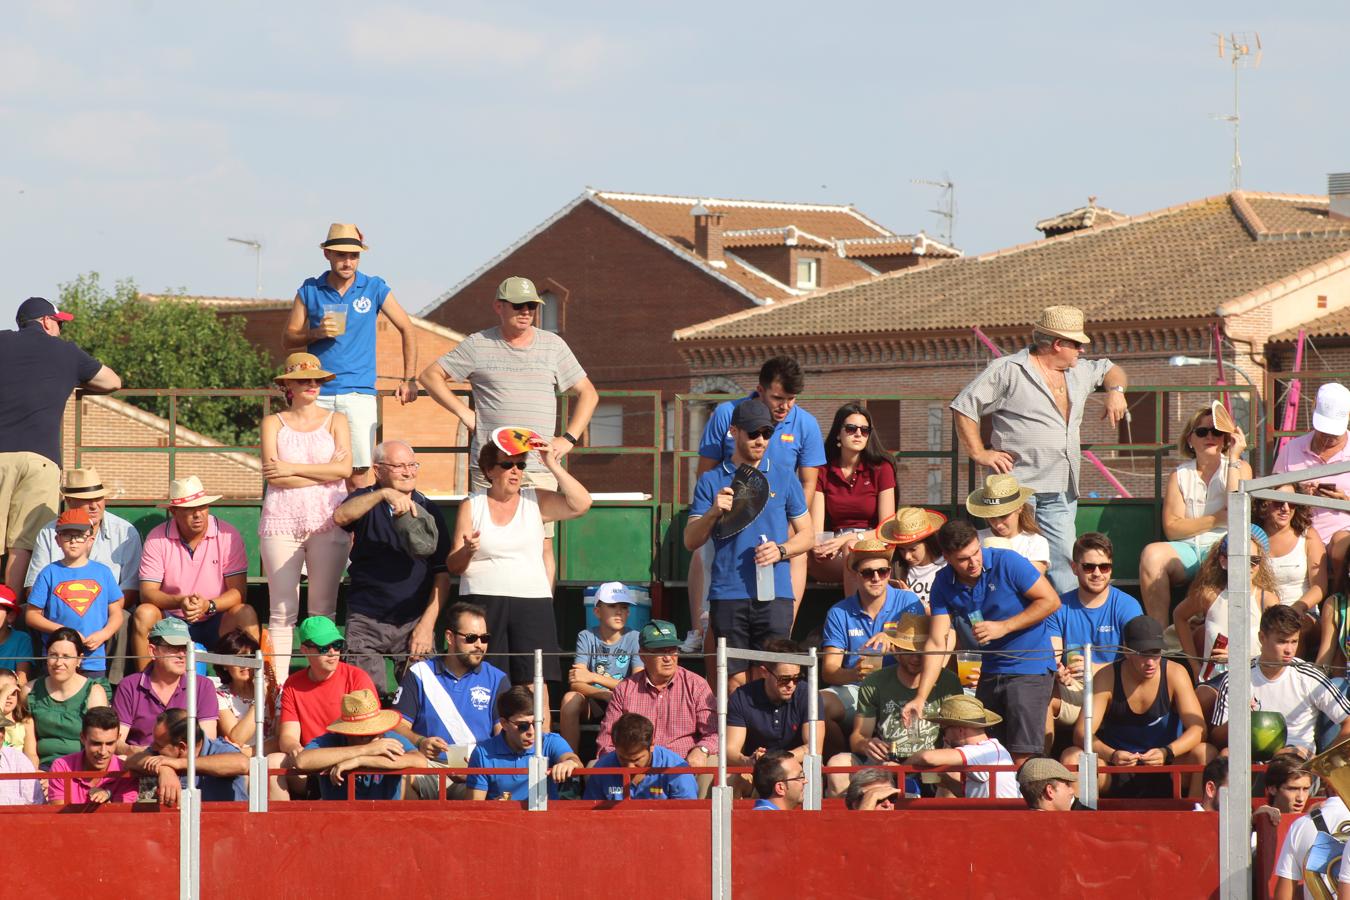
[842,423,872,436]
[502,301,536,312]
[454,631,491,645]
[773,673,805,686]
[303,640,345,654]
[1078,562,1112,573]
[746,428,775,441]
[857,566,891,580]
[1191,427,1229,439]
[497,461,528,471]
[507,718,535,731]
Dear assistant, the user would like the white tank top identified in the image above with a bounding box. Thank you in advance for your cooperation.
[1176,458,1231,551]
[1268,534,1309,607]
[460,487,551,598]
[1203,590,1262,674]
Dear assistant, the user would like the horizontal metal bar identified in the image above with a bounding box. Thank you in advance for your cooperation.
[721,648,819,666]
[193,651,261,669]
[1242,461,1350,491]
[1249,488,1350,513]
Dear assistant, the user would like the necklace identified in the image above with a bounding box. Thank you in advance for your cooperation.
[1033,354,1067,395]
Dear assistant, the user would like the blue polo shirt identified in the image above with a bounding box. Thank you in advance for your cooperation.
[752,799,781,810]
[1047,587,1144,665]
[583,745,698,800]
[341,487,451,623]
[699,394,826,471]
[820,587,925,668]
[187,737,248,802]
[467,732,574,800]
[690,458,808,600]
[393,656,508,752]
[929,548,1053,676]
[305,731,416,800]
[726,678,815,753]
[296,269,391,395]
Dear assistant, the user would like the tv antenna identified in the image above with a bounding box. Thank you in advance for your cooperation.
[226,237,263,297]
[912,176,956,246]
[1211,31,1262,190]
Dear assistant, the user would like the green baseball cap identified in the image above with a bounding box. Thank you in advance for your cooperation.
[149,616,191,646]
[496,276,544,305]
[298,616,343,647]
[640,619,681,650]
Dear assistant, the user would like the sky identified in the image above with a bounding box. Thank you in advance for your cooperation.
[3,1,1349,325]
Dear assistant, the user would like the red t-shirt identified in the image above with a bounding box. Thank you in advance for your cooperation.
[279,662,378,745]
[815,459,896,531]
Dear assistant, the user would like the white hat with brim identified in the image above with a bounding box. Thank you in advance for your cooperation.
[160,475,223,509]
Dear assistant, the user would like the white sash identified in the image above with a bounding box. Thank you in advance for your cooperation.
[412,660,478,752]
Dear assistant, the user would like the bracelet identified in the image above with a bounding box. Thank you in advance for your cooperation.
[1107,385,1126,393]
[562,432,579,445]
[1161,745,1175,765]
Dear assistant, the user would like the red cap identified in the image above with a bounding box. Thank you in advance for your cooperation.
[0,586,15,611]
[55,508,93,532]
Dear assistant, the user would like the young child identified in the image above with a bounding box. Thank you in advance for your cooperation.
[0,588,34,683]
[0,669,38,768]
[559,582,643,753]
[24,509,124,677]
[904,694,1020,799]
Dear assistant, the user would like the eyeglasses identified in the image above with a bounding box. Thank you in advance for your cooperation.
[303,640,345,655]
[1265,500,1292,510]
[501,301,536,312]
[1078,562,1113,573]
[150,642,187,656]
[773,673,805,686]
[746,429,774,441]
[454,632,491,644]
[842,424,872,437]
[496,461,528,471]
[780,774,807,783]
[507,718,535,732]
[857,566,891,580]
[377,462,420,472]
[46,652,78,662]
[55,532,90,542]
[1191,427,1229,439]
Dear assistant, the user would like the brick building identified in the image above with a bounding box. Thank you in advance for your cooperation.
[672,190,1350,504]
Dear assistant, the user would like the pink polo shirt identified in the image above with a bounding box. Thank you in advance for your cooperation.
[47,752,138,805]
[1272,433,1350,542]
[138,515,248,611]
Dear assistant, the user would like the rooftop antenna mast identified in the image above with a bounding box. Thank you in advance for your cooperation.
[912,176,955,245]
[1212,31,1262,190]
[226,237,263,297]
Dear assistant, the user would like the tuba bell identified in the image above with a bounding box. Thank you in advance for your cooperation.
[1303,738,1350,900]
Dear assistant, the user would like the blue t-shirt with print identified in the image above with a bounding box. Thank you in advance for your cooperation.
[929,548,1053,676]
[29,559,123,672]
[393,657,508,753]
[690,458,808,600]
[297,269,391,395]
[821,587,925,669]
[467,732,574,800]
[698,394,826,471]
[573,628,643,687]
[1047,587,1144,666]
[305,731,416,800]
[583,745,698,800]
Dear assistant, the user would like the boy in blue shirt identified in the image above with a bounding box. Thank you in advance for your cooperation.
[24,509,124,676]
[468,686,581,801]
[561,582,643,753]
[584,712,697,801]
[295,688,421,800]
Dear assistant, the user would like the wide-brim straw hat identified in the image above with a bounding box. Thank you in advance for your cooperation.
[159,475,223,509]
[923,694,1003,728]
[327,689,401,736]
[320,223,367,252]
[881,612,930,652]
[966,474,1035,518]
[1209,400,1237,435]
[275,352,336,385]
[878,507,946,546]
[1034,305,1090,344]
[61,467,109,500]
[847,538,894,568]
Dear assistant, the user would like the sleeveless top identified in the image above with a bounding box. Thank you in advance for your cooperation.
[1268,534,1309,607]
[1202,590,1263,676]
[460,487,551,598]
[1174,458,1232,551]
[1097,658,1182,753]
[259,412,347,536]
[29,677,95,768]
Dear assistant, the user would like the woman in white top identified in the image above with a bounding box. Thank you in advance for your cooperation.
[448,440,591,684]
[1254,484,1326,655]
[1138,404,1251,623]
[966,474,1049,574]
[1172,527,1279,683]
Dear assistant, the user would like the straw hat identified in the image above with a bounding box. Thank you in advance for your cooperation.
[275,352,335,385]
[326,689,401,737]
[923,694,1003,728]
[320,223,367,252]
[1209,400,1237,435]
[966,474,1035,518]
[880,612,930,652]
[878,507,946,546]
[61,467,108,500]
[159,475,223,509]
[848,538,894,569]
[1033,306,1090,344]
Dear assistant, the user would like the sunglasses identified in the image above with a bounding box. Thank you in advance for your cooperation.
[502,301,536,312]
[1223,555,1264,566]
[1191,427,1229,439]
[773,673,805,686]
[746,428,775,441]
[842,423,872,437]
[1078,562,1112,573]
[497,461,528,471]
[857,566,891,580]
[303,640,345,654]
[507,718,535,731]
[454,632,491,645]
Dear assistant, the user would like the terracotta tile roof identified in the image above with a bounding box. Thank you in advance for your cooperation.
[139,293,466,341]
[1270,306,1350,343]
[722,227,836,250]
[675,192,1350,342]
[1035,200,1128,236]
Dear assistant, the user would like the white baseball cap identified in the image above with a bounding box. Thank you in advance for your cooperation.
[594,582,635,605]
[1312,383,1350,436]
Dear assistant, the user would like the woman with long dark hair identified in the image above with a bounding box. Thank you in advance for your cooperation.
[809,403,897,594]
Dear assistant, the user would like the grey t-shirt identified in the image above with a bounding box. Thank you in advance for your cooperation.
[437,327,586,473]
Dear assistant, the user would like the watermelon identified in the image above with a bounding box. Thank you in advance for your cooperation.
[1251,710,1288,761]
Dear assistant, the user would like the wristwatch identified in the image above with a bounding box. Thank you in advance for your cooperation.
[776,543,789,561]
[562,432,579,445]
[1107,385,1126,393]
[206,599,218,617]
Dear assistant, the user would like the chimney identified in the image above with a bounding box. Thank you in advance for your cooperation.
[692,203,726,265]
[1331,173,1350,222]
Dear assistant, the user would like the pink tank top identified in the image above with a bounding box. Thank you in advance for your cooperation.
[259,412,347,536]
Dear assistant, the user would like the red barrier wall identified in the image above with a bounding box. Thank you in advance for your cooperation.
[11,804,1218,899]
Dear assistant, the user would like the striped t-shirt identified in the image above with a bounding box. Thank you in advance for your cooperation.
[436,326,586,473]
[1210,659,1350,752]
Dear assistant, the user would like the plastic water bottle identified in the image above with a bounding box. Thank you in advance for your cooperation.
[756,534,776,603]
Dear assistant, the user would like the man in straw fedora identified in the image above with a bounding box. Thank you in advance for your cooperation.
[951,305,1129,594]
[133,475,258,670]
[23,467,143,681]
[904,693,1020,799]
[284,223,421,489]
[293,688,421,800]
[819,538,925,751]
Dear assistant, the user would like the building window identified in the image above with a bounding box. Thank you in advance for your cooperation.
[539,291,560,332]
[589,402,624,447]
[1119,390,1169,457]
[795,258,819,289]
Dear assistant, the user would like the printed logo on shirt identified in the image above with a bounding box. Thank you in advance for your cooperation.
[470,686,492,710]
[53,579,102,617]
[353,296,372,314]
[847,629,865,638]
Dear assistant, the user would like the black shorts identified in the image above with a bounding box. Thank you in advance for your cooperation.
[975,671,1055,755]
[710,598,793,674]
[467,594,562,685]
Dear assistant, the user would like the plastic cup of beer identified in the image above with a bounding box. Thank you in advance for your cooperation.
[322,303,347,336]
[956,652,981,692]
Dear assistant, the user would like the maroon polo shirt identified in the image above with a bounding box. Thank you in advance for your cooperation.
[815,459,896,531]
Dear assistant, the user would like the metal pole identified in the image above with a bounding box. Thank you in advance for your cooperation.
[1078,643,1098,809]
[711,637,732,900]
[187,641,198,786]
[182,640,200,900]
[1222,488,1253,900]
[803,647,821,811]
[528,649,548,811]
[249,649,268,812]
[717,638,728,789]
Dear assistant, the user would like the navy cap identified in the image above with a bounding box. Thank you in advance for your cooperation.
[16,297,73,327]
[731,399,774,433]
